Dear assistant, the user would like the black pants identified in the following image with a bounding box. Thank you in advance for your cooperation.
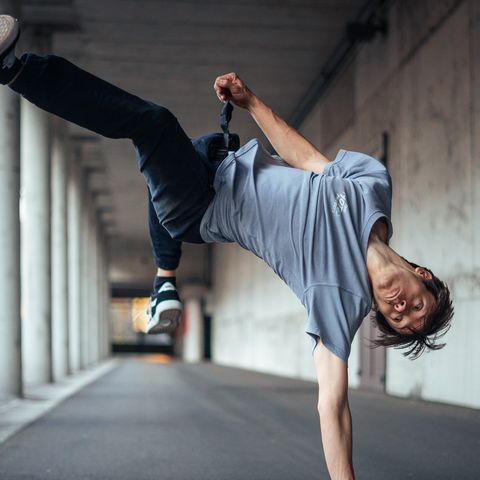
[11,53,216,270]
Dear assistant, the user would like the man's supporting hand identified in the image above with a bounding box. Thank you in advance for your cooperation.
[314,337,355,480]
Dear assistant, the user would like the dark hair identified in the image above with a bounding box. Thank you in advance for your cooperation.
[370,260,454,360]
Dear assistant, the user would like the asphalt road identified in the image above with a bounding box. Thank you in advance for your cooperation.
[0,356,479,480]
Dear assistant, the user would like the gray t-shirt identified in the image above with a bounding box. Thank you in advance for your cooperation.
[200,138,393,362]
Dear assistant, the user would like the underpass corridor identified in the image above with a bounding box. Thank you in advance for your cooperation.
[1,1,480,478]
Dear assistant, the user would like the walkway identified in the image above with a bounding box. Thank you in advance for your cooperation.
[0,356,478,479]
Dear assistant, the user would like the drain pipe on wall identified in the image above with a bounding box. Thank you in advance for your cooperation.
[288,0,393,130]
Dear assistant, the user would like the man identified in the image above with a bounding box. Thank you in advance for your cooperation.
[0,15,453,479]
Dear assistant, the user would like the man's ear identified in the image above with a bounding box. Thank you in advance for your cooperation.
[415,267,433,280]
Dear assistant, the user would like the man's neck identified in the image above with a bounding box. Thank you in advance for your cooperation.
[366,220,410,289]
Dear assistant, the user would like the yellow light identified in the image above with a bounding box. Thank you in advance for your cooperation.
[142,354,173,364]
[131,297,149,333]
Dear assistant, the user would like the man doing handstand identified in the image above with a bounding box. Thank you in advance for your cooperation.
[0,15,454,479]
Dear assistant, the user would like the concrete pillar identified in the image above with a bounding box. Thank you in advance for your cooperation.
[95,220,101,363]
[96,234,103,361]
[0,0,21,396]
[105,242,111,358]
[101,238,111,359]
[80,177,90,368]
[182,296,204,362]
[103,243,110,359]
[97,228,106,361]
[79,177,103,368]
[88,214,95,365]
[85,206,92,366]
[88,211,99,365]
[51,120,69,380]
[20,93,52,386]
[67,151,82,373]
[471,0,480,289]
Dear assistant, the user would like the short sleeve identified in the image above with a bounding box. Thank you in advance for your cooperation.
[303,285,370,363]
[324,149,393,242]
[324,149,391,188]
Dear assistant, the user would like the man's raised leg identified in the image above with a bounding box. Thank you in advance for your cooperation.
[1,14,214,336]
[0,14,214,244]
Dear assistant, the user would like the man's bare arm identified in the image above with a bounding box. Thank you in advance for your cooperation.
[314,337,355,480]
[213,72,330,174]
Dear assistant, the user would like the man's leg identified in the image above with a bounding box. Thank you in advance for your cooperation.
[1,18,213,335]
[147,189,183,334]
[6,52,214,243]
[148,189,182,272]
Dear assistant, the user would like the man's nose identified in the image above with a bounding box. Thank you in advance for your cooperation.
[394,300,406,312]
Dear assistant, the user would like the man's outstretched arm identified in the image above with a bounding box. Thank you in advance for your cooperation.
[213,72,330,174]
[313,337,355,480]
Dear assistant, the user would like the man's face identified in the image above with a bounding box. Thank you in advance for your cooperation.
[373,267,436,335]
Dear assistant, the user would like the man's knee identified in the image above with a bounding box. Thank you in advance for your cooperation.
[161,210,207,244]
[144,103,177,131]
[133,104,178,150]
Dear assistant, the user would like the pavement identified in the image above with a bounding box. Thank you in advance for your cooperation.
[0,359,117,445]
[0,355,478,480]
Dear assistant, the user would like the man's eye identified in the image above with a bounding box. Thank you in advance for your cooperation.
[415,303,422,311]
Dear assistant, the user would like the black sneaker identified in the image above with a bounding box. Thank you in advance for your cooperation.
[146,281,182,334]
[0,15,21,84]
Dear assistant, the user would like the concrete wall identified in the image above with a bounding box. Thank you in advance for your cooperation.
[210,0,479,408]
[208,243,320,382]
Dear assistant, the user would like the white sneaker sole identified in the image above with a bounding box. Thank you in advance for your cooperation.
[147,299,182,334]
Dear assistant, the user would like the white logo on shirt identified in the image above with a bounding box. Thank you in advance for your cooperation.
[332,192,348,216]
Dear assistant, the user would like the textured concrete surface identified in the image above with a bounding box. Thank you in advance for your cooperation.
[0,357,478,480]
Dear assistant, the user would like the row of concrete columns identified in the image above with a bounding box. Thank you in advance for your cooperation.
[0,6,111,396]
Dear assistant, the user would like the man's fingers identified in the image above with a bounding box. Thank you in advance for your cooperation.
[215,85,231,103]
[218,89,230,102]
[214,85,230,97]
[215,79,232,91]
[214,72,245,104]
[214,72,239,89]
[219,72,237,82]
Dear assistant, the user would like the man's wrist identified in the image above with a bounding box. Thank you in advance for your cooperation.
[246,93,261,114]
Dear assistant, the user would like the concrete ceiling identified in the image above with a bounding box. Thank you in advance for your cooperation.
[22,0,366,284]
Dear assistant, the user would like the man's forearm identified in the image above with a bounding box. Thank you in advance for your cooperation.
[318,402,355,480]
[246,95,329,173]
